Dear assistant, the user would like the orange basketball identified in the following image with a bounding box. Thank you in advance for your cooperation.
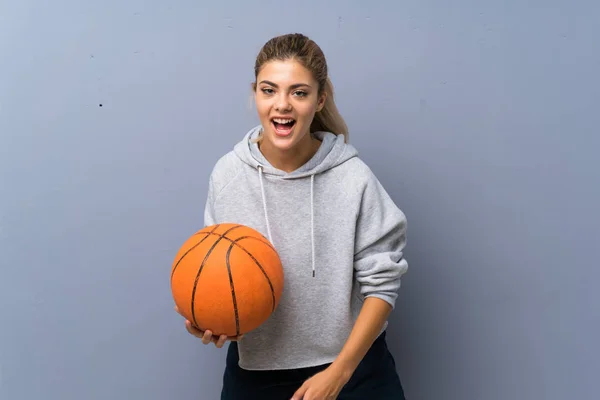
[170,223,284,337]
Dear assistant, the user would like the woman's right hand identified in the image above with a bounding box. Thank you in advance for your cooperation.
[174,305,243,348]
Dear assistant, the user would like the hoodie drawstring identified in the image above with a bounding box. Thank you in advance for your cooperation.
[310,174,315,277]
[258,166,273,245]
[257,165,316,278]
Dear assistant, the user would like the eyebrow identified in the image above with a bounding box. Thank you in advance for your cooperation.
[259,80,312,89]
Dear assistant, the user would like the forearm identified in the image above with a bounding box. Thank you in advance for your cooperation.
[330,296,393,378]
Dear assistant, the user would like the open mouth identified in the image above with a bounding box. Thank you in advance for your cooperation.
[271,118,296,136]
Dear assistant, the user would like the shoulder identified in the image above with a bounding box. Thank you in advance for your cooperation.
[333,154,400,214]
[208,150,245,194]
[344,156,375,177]
[331,154,380,189]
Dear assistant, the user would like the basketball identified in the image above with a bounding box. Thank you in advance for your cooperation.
[170,223,284,337]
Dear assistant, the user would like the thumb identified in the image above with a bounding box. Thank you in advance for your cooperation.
[291,381,309,400]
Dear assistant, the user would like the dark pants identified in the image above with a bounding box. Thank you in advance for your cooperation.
[221,331,406,399]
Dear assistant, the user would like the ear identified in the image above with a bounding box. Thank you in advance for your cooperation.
[316,92,327,112]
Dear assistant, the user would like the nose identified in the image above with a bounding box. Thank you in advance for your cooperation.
[275,93,292,112]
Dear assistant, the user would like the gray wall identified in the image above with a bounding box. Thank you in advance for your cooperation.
[1,1,598,399]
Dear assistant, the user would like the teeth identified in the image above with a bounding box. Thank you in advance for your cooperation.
[273,118,295,124]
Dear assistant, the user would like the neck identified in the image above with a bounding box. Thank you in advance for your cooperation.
[259,131,321,173]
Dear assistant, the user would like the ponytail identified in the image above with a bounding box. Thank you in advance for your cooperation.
[311,77,349,142]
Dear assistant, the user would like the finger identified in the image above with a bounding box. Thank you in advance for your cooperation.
[174,305,184,317]
[202,329,213,345]
[215,334,227,348]
[229,334,244,342]
[291,381,309,400]
[185,320,204,338]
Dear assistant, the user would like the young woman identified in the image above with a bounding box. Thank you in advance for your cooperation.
[176,33,408,399]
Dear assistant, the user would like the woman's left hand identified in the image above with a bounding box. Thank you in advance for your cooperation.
[290,364,352,400]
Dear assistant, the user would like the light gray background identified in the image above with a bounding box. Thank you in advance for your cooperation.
[1,1,598,399]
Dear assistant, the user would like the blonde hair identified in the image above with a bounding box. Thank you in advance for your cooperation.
[252,33,349,142]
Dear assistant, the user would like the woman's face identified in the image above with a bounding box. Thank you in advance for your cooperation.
[254,59,326,153]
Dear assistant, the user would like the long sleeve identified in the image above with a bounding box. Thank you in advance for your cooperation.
[353,173,408,309]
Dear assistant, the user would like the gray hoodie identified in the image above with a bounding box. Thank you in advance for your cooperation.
[204,125,408,370]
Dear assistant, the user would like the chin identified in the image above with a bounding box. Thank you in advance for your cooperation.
[263,134,297,151]
[262,124,305,151]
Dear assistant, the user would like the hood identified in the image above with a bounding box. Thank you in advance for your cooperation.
[233,125,358,179]
[232,125,358,278]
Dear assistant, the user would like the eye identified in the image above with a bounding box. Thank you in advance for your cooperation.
[261,88,274,95]
[293,90,308,97]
